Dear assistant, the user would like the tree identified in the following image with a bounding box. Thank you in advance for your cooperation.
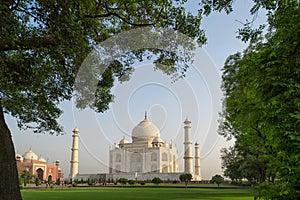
[211,174,224,188]
[55,178,61,186]
[20,170,32,187]
[34,177,41,187]
[0,1,207,199]
[179,173,192,188]
[47,176,52,186]
[87,178,93,186]
[220,147,242,183]
[221,144,270,185]
[219,1,300,199]
[17,168,23,186]
[151,177,162,185]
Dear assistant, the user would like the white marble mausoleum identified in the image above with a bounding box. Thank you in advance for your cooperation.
[69,113,202,182]
[109,113,179,174]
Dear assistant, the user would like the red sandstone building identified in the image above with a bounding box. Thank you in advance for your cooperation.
[16,149,63,182]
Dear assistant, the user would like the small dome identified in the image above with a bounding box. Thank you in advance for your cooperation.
[15,153,23,161]
[23,149,38,161]
[38,155,47,162]
[132,115,160,143]
[152,136,163,143]
[119,137,129,145]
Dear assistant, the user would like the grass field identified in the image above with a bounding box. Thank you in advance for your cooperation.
[22,187,255,200]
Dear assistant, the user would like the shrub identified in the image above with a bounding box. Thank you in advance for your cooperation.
[139,182,145,186]
[118,178,128,185]
[152,177,162,185]
[128,180,136,185]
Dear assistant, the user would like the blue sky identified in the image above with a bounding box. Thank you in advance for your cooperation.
[7,0,267,179]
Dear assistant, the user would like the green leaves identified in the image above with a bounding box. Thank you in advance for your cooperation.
[200,0,233,16]
[210,174,224,187]
[219,2,300,199]
[236,24,266,43]
[151,177,162,185]
[179,173,192,182]
[0,0,206,135]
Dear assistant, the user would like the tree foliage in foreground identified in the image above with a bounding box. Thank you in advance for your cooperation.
[0,0,207,199]
[1,0,205,135]
[219,1,300,199]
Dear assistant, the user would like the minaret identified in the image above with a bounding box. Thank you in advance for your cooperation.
[70,128,79,180]
[183,117,193,174]
[194,142,201,180]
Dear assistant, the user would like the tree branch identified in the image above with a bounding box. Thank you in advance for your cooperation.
[84,12,155,27]
[8,0,20,11]
[3,0,15,7]
[15,7,46,26]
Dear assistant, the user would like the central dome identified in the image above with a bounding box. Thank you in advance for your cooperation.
[132,114,160,143]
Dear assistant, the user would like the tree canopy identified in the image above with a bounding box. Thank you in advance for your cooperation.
[1,0,206,135]
[211,174,224,188]
[219,1,300,199]
[179,173,193,188]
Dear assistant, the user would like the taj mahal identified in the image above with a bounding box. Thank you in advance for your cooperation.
[70,113,202,182]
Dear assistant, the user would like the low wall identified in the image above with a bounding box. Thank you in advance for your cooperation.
[73,173,182,182]
[108,172,182,181]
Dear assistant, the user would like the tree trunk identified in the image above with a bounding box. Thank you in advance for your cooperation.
[0,101,22,200]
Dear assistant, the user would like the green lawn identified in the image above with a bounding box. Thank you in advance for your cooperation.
[22,187,254,200]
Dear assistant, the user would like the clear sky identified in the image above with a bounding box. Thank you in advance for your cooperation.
[7,1,266,180]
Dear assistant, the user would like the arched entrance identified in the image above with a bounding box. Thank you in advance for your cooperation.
[36,168,44,181]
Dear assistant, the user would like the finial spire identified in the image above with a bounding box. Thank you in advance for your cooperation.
[73,127,79,133]
[184,116,191,124]
[144,111,147,120]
